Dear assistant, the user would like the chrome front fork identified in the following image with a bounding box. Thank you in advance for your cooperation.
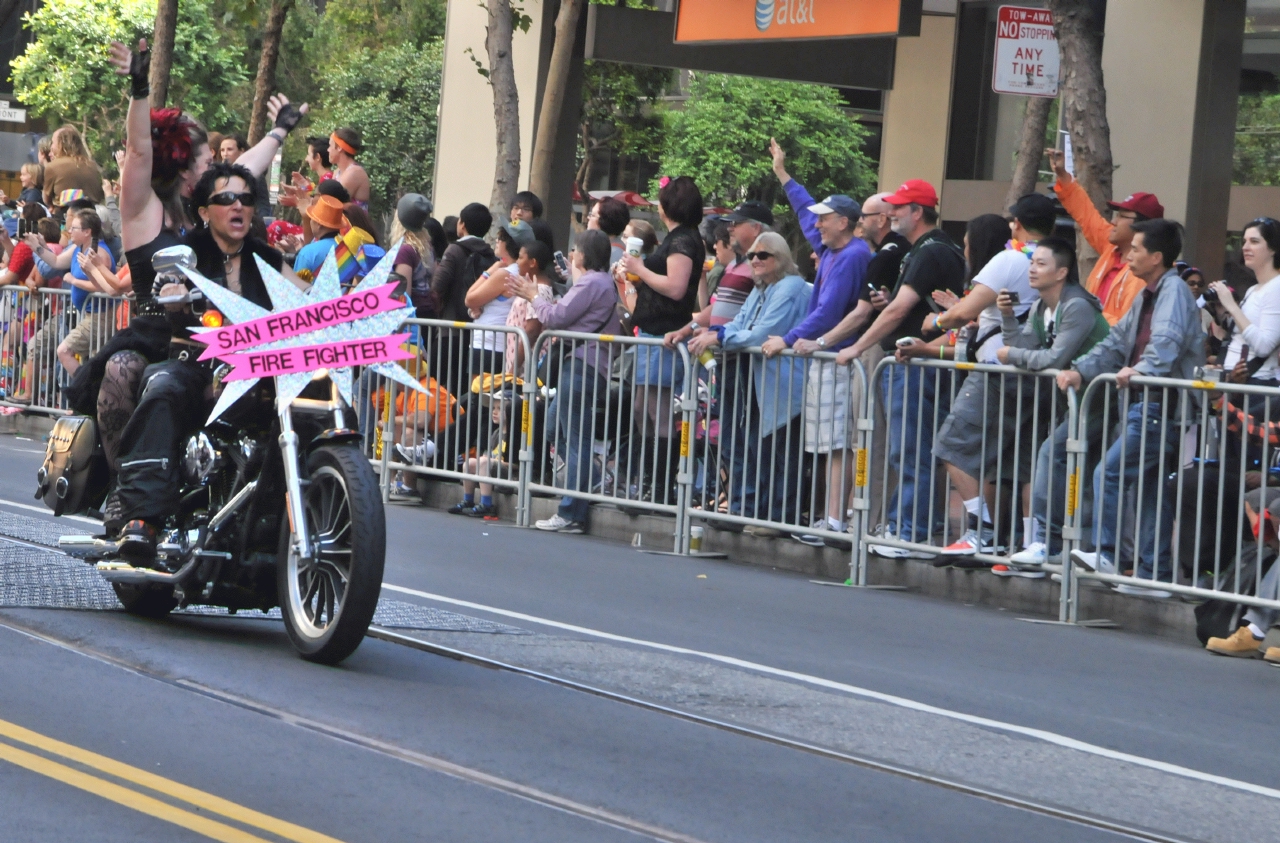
[277,395,311,562]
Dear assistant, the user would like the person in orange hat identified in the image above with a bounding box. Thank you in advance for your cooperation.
[1046,147,1159,325]
[293,193,345,278]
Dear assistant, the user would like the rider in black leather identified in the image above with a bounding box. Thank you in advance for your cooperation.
[107,165,307,559]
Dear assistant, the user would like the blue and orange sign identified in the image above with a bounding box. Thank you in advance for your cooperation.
[675,0,909,43]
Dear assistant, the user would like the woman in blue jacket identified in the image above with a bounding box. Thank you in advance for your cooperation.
[688,231,811,524]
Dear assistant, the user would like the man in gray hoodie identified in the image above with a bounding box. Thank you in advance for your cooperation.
[999,238,1110,569]
[1059,220,1205,595]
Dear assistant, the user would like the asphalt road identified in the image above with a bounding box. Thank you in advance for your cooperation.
[0,432,1275,842]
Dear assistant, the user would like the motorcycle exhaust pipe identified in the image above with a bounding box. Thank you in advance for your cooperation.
[58,535,112,558]
[95,556,200,586]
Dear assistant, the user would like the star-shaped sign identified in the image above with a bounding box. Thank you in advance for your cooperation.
[184,240,428,425]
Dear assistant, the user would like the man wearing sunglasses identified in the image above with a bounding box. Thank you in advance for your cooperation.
[1047,146,1159,325]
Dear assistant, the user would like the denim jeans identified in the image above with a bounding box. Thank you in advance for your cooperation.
[1031,402,1110,555]
[551,358,608,523]
[740,415,803,524]
[1093,401,1180,580]
[881,364,952,542]
[715,358,752,514]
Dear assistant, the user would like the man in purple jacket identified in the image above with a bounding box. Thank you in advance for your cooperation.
[761,138,872,546]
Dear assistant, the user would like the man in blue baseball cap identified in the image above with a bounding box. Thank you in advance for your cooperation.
[762,137,872,547]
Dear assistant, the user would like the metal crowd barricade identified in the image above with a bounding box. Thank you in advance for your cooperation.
[1065,373,1280,622]
[364,318,534,525]
[525,329,694,552]
[0,286,127,416]
[861,358,1082,612]
[682,347,871,575]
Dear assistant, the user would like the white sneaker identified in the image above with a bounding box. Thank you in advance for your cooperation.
[534,514,585,534]
[395,439,437,465]
[869,525,935,559]
[1010,542,1048,566]
[1113,583,1173,599]
[1069,550,1116,575]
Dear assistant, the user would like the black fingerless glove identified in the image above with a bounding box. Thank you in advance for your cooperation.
[129,47,151,100]
[274,103,303,133]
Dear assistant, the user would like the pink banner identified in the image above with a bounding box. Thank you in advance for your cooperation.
[193,283,404,361]
[220,334,415,381]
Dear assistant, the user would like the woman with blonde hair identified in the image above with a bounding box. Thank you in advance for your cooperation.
[687,230,811,524]
[42,125,105,206]
[390,193,437,315]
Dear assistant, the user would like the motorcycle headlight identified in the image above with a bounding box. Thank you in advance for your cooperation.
[182,431,222,486]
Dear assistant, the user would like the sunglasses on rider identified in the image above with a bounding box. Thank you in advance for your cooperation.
[207,191,254,207]
[747,251,775,261]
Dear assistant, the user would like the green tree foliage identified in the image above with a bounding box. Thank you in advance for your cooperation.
[309,40,444,220]
[657,74,874,210]
[577,60,673,191]
[11,0,245,160]
[1234,93,1280,186]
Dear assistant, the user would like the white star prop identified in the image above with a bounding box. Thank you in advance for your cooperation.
[184,240,427,426]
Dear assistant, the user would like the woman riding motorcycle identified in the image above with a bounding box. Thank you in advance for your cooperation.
[108,165,309,559]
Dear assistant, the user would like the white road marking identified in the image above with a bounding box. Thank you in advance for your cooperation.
[0,497,99,525]
[382,582,1280,802]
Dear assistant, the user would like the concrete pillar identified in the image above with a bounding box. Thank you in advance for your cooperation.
[879,14,957,200]
[1102,0,1244,277]
[433,0,545,222]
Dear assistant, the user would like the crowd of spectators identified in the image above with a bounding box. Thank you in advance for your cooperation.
[9,108,1280,660]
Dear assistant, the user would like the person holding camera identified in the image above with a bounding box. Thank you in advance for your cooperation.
[1208,218,1280,384]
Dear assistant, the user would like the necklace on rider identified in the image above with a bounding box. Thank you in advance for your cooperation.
[221,243,244,270]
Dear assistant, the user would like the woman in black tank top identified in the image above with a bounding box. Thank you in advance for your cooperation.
[617,176,706,506]
[82,39,308,468]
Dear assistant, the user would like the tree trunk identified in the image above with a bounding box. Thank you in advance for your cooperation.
[487,0,522,223]
[248,0,294,145]
[1048,0,1112,212]
[1004,96,1054,211]
[528,0,584,203]
[149,0,178,109]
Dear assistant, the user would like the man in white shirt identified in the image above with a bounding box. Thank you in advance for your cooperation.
[929,193,1058,558]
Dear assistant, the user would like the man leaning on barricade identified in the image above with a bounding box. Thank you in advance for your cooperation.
[1057,220,1204,597]
[761,138,872,548]
[992,238,1111,573]
[843,180,966,557]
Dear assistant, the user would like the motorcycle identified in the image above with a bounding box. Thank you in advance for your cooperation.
[45,246,385,665]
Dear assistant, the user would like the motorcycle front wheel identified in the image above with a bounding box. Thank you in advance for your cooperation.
[278,444,385,664]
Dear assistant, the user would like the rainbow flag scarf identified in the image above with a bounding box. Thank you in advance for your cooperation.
[333,227,375,287]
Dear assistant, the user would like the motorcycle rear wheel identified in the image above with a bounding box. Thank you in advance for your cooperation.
[278,443,385,665]
[112,583,178,618]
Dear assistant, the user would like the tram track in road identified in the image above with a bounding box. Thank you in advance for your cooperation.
[0,609,1185,843]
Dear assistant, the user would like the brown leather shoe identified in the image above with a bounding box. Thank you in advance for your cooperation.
[1206,626,1264,658]
[1264,647,1280,664]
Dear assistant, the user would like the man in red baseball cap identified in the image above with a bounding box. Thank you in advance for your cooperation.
[1046,147,1161,324]
[839,177,967,553]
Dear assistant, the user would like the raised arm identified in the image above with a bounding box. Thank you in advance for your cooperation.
[237,96,309,177]
[108,40,159,235]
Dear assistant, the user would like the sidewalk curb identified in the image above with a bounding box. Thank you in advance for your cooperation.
[407,476,1199,643]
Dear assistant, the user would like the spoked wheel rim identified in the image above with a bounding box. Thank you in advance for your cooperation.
[286,465,353,640]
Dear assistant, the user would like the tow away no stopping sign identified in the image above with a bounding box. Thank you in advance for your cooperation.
[992,5,1060,97]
